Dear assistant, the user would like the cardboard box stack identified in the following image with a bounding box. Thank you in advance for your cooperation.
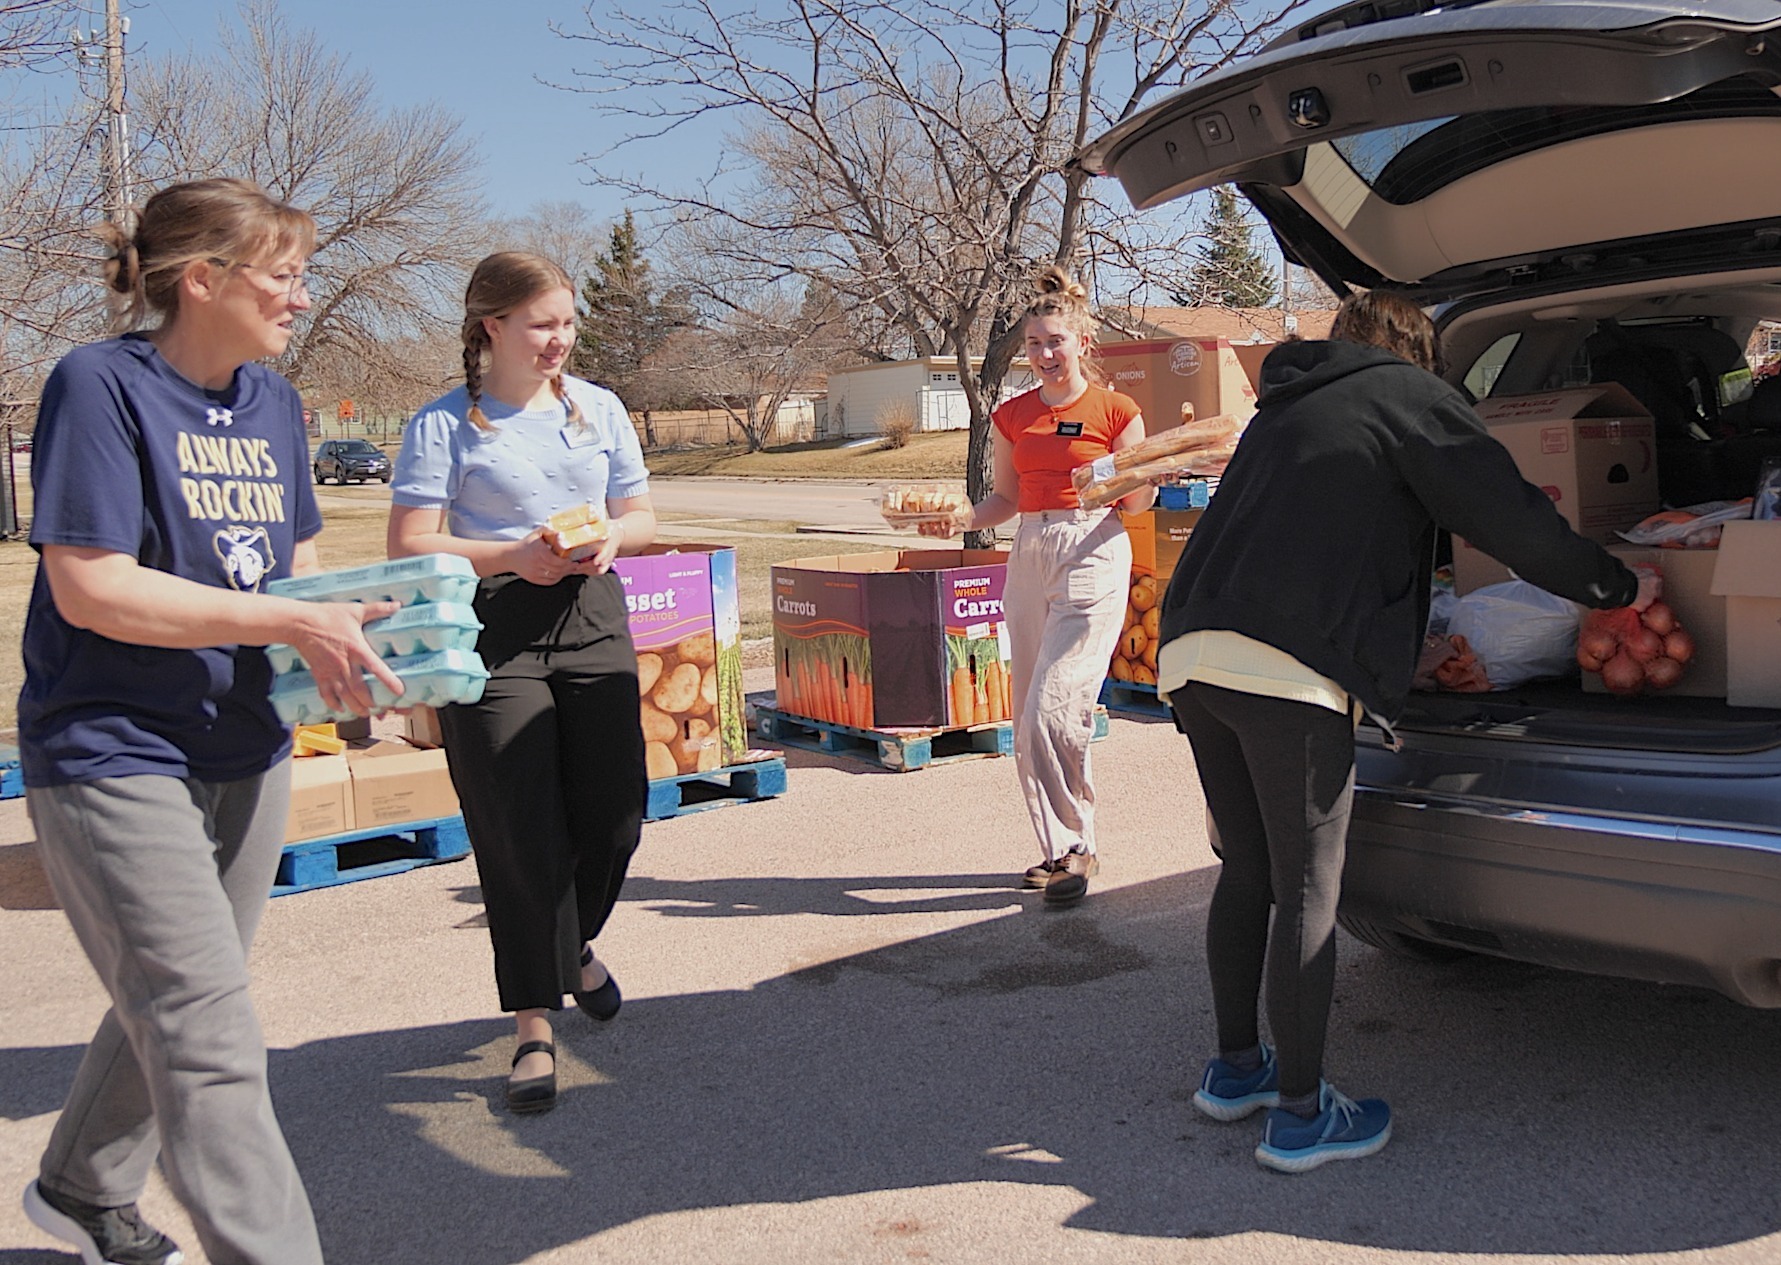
[614,545,749,781]
[1112,504,1203,686]
[1710,520,1781,708]
[1097,337,1258,439]
[1453,385,1661,595]
[771,549,1009,730]
[284,737,460,844]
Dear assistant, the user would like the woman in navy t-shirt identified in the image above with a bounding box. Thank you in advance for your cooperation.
[389,252,657,1114]
[20,179,399,1265]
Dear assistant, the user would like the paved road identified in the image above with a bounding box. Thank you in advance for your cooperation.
[648,477,958,531]
[311,476,971,541]
[5,681,1781,1263]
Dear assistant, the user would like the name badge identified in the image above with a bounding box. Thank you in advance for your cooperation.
[561,425,599,449]
[1055,420,1085,438]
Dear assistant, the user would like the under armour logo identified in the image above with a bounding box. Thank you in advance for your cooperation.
[205,407,234,427]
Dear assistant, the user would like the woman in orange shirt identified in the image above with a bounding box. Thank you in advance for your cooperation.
[922,267,1154,903]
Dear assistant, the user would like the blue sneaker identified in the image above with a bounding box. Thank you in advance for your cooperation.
[1255,1082,1392,1173]
[1192,1044,1280,1121]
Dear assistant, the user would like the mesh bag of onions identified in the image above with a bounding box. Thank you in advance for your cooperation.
[1576,601,1695,695]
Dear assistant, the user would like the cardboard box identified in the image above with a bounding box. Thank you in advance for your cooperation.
[1583,546,1728,697]
[1231,342,1275,395]
[771,549,1009,728]
[403,705,445,749]
[1125,507,1204,582]
[1711,520,1781,708]
[1097,337,1258,437]
[346,739,459,829]
[285,754,353,843]
[1454,384,1662,594]
[614,545,747,775]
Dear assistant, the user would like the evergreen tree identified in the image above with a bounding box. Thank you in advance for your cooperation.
[574,211,693,446]
[1172,187,1278,309]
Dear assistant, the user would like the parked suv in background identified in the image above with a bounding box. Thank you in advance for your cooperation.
[1082,0,1781,1005]
[313,438,391,485]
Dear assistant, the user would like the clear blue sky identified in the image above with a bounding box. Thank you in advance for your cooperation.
[119,0,714,221]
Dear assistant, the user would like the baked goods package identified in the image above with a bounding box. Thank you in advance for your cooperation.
[878,484,970,529]
[1072,414,1242,511]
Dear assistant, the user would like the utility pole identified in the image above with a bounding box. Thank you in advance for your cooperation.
[72,0,133,235]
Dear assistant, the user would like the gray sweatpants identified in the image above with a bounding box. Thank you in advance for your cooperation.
[29,769,323,1265]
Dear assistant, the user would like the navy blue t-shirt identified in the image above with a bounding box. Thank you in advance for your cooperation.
[19,335,324,786]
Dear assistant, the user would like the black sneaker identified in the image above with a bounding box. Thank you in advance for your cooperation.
[1022,858,1062,888]
[23,1179,184,1265]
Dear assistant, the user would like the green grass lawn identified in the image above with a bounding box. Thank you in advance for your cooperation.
[645,431,971,481]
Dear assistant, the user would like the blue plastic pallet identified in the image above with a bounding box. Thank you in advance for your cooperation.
[274,814,469,897]
[646,757,788,821]
[1099,678,1173,721]
[751,702,1107,772]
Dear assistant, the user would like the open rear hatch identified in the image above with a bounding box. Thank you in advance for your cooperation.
[1076,0,1781,306]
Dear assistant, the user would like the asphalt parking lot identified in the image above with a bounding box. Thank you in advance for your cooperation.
[4,670,1781,1263]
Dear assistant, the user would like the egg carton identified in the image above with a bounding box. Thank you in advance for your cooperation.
[266,553,478,607]
[266,602,484,675]
[271,647,490,726]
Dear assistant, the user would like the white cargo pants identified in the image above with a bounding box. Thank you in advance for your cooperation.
[1004,508,1132,862]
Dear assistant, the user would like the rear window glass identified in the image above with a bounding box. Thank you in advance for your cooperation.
[1463,333,1520,400]
[1332,77,1781,205]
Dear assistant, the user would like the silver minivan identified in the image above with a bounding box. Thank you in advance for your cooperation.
[1081,0,1781,1005]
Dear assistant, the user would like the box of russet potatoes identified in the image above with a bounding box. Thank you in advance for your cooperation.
[613,544,747,781]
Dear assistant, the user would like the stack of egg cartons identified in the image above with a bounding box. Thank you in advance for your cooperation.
[266,554,489,725]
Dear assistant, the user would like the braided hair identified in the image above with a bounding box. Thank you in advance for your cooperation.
[460,251,585,431]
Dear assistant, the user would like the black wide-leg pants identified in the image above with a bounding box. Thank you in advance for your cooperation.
[440,572,646,1014]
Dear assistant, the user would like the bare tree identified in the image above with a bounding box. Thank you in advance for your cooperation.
[557,0,1313,542]
[500,199,610,297]
[127,2,485,400]
[0,0,82,72]
[671,274,836,452]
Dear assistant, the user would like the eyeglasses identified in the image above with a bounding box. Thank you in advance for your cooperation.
[215,259,314,302]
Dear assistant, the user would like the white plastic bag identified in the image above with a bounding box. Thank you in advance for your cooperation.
[1444,580,1583,689]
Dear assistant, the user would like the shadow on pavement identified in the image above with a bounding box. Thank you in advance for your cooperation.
[239,867,1781,1261]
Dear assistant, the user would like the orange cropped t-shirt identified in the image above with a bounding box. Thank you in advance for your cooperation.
[992,384,1142,513]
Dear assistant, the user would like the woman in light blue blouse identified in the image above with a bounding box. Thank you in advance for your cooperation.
[388,251,657,1114]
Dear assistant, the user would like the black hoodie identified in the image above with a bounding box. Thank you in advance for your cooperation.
[1158,339,1639,722]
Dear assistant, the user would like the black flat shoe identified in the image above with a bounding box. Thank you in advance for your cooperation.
[506,1039,556,1114]
[574,943,622,1022]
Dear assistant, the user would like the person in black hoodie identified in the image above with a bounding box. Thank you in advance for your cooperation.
[1156,290,1655,1173]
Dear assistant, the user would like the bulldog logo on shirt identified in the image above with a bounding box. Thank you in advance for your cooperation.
[213,525,275,592]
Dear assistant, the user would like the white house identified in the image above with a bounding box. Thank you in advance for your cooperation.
[822,357,1039,438]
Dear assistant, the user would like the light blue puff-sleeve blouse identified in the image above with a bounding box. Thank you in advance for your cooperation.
[390,376,650,541]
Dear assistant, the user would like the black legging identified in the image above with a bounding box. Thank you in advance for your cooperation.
[1171,681,1356,1099]
[440,572,646,1014]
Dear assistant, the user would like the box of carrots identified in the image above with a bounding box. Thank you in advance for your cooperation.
[771,549,1011,730]
[613,545,749,780]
